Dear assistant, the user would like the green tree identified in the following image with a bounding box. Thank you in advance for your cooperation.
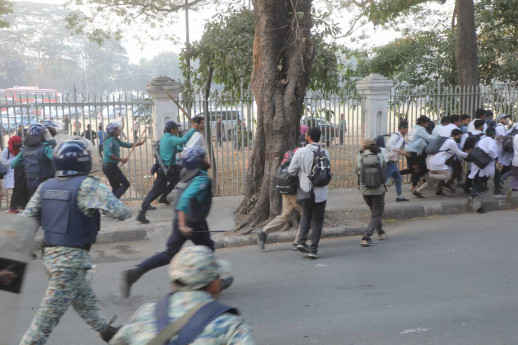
[0,0,12,28]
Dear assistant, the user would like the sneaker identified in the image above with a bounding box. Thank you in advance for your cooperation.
[257,231,267,251]
[463,185,471,195]
[146,205,157,211]
[120,267,144,298]
[100,317,120,343]
[378,232,386,240]
[220,276,234,291]
[308,252,319,259]
[413,190,425,199]
[136,210,150,224]
[360,238,375,247]
[442,184,456,194]
[297,244,309,253]
[158,196,171,205]
[494,191,505,196]
[8,209,18,214]
[435,191,446,197]
[396,197,409,202]
[292,244,298,251]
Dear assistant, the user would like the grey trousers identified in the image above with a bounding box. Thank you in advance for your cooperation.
[362,192,385,240]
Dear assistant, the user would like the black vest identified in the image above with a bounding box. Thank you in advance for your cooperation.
[174,172,212,223]
[23,143,55,179]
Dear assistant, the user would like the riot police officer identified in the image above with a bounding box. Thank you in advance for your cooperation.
[11,124,55,197]
[136,120,195,224]
[102,122,145,198]
[19,139,132,345]
[121,146,233,298]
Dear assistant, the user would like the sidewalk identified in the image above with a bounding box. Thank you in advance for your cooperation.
[6,182,517,250]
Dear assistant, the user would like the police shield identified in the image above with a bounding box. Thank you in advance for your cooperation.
[0,215,39,345]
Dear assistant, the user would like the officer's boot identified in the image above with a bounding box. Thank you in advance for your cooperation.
[100,316,120,343]
[136,209,149,224]
[158,195,171,205]
[121,266,144,298]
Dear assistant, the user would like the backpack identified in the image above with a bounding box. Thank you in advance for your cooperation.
[463,133,484,151]
[360,153,385,188]
[374,134,392,149]
[466,147,492,169]
[502,128,518,153]
[309,147,332,187]
[425,136,448,155]
[275,150,298,194]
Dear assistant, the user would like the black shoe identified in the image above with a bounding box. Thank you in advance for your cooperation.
[435,191,446,196]
[121,267,144,298]
[308,252,319,259]
[146,205,157,211]
[158,196,171,205]
[396,197,409,202]
[297,244,309,253]
[257,230,267,250]
[463,186,471,195]
[136,210,149,224]
[220,276,234,291]
[413,190,425,198]
[31,252,37,260]
[494,190,505,196]
[100,324,120,343]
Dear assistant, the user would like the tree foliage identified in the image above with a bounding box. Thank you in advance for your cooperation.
[0,0,12,28]
[180,7,343,100]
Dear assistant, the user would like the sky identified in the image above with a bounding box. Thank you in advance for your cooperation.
[11,0,454,64]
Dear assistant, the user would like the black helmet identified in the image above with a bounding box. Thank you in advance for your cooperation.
[53,140,92,177]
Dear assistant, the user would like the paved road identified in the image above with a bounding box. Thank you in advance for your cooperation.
[10,211,518,345]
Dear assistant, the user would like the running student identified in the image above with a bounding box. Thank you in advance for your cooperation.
[102,122,146,198]
[405,116,435,198]
[383,121,409,202]
[121,147,233,298]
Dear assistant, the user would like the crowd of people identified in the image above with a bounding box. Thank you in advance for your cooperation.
[1,107,518,344]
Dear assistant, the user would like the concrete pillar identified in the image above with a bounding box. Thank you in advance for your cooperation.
[356,73,393,140]
[146,76,182,140]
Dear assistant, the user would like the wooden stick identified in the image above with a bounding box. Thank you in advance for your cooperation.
[121,133,148,166]
[165,91,195,126]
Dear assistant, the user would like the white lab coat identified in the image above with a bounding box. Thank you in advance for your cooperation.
[438,124,458,138]
[0,148,15,189]
[468,120,488,134]
[468,136,498,178]
[495,123,513,166]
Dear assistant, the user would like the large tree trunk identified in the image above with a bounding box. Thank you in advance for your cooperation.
[234,0,314,233]
[455,0,479,113]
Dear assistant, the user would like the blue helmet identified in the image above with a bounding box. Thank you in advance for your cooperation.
[53,140,92,177]
[106,122,120,134]
[180,146,206,170]
[29,124,45,137]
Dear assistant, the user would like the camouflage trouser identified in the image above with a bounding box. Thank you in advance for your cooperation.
[19,266,107,345]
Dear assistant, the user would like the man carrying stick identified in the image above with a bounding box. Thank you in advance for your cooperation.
[102,122,146,199]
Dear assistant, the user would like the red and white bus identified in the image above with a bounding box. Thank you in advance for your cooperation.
[0,87,59,104]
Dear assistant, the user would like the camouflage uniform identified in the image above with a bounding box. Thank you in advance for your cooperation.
[110,246,255,345]
[19,177,131,345]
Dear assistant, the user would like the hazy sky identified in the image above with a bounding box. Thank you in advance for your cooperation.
[11,0,453,64]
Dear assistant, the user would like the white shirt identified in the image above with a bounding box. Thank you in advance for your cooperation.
[0,148,15,189]
[495,123,513,166]
[438,124,459,138]
[513,135,518,167]
[427,137,468,171]
[432,124,443,136]
[468,119,488,134]
[468,136,498,178]
[383,132,405,162]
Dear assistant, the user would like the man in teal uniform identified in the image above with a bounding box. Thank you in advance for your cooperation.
[136,121,195,223]
[19,139,132,345]
[121,146,232,298]
[102,122,145,198]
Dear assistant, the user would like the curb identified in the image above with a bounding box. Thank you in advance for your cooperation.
[34,229,149,250]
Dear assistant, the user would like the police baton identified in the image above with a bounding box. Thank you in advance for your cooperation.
[121,134,148,167]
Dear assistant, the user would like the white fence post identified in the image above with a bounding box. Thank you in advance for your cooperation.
[146,76,182,140]
[356,74,394,140]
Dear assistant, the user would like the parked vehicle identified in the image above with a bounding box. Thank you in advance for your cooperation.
[196,110,245,139]
[300,116,336,147]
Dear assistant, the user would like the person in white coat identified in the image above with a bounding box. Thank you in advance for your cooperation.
[468,127,498,198]
[427,129,467,196]
[506,133,518,202]
[494,114,512,194]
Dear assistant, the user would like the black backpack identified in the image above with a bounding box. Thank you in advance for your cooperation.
[374,134,392,149]
[310,147,332,187]
[463,133,484,151]
[503,128,518,153]
[275,150,298,194]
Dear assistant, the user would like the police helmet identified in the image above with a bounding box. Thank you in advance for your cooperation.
[180,146,206,170]
[29,124,45,137]
[106,122,120,134]
[42,120,58,137]
[53,140,92,177]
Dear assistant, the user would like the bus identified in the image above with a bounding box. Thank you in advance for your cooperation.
[0,87,59,104]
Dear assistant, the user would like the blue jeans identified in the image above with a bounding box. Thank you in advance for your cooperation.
[385,161,402,196]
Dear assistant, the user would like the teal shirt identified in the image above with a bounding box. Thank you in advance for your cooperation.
[160,129,195,166]
[11,143,54,169]
[103,136,132,164]
[175,170,210,214]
